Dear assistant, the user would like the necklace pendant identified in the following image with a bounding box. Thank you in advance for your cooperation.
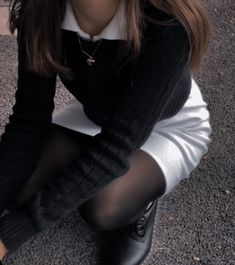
[87,58,95,66]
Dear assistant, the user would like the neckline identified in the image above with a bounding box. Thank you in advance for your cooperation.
[61,0,127,42]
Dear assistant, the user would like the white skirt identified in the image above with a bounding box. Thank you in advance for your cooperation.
[52,78,212,196]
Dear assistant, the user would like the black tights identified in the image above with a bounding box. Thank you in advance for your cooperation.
[7,123,166,231]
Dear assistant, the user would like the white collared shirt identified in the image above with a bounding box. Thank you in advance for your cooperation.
[61,0,127,42]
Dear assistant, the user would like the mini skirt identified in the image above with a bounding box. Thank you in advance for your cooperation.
[52,77,212,196]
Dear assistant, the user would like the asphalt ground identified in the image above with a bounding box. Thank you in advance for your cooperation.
[0,0,234,264]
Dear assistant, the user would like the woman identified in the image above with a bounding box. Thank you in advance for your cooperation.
[0,0,213,264]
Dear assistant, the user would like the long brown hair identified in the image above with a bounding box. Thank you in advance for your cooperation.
[7,0,214,79]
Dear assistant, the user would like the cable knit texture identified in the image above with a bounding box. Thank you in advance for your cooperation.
[0,2,191,253]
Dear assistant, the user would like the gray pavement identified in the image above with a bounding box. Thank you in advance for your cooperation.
[0,0,234,264]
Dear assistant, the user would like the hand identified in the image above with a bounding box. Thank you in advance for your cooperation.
[0,239,8,260]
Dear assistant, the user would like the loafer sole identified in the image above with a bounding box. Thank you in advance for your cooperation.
[139,199,161,265]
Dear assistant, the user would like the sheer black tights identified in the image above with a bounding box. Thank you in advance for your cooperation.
[9,123,166,231]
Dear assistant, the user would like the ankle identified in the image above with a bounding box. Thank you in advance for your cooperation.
[127,200,155,225]
[144,200,155,213]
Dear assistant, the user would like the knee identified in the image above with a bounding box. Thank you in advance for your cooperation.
[79,200,120,231]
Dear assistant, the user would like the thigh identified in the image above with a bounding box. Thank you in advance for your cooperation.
[26,123,91,185]
[8,123,92,209]
[79,148,166,228]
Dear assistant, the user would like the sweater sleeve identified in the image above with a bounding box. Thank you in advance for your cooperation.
[0,22,57,213]
[0,22,191,253]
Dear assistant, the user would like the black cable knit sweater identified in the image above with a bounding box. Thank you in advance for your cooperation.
[0,2,191,253]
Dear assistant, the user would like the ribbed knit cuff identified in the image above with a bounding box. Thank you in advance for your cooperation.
[0,209,38,253]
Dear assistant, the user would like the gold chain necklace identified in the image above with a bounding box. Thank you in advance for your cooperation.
[76,33,103,66]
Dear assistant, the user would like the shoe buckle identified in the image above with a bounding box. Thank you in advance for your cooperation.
[134,216,147,237]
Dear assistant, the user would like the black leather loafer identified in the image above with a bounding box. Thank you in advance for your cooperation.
[102,199,159,265]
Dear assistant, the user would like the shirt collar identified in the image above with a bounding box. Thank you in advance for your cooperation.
[61,0,127,42]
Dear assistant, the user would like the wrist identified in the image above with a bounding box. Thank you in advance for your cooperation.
[0,239,8,260]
